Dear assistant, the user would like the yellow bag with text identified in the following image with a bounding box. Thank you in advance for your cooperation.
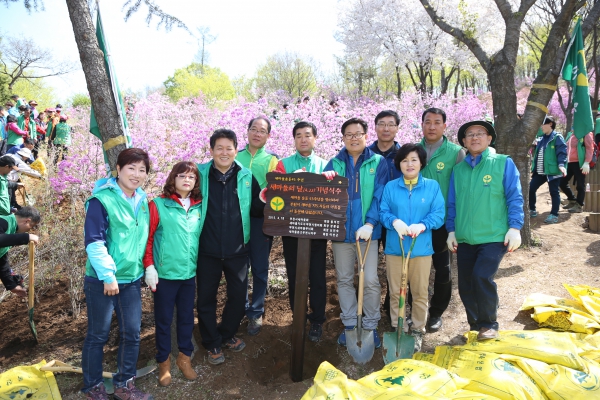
[412,352,434,363]
[520,293,590,316]
[358,358,469,398]
[0,360,61,399]
[444,348,545,400]
[448,390,502,399]
[532,306,600,334]
[464,330,586,370]
[501,354,600,400]
[301,361,382,400]
[564,284,600,320]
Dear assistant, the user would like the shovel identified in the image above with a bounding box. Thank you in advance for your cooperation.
[40,360,157,395]
[382,235,417,364]
[346,238,375,364]
[28,241,38,343]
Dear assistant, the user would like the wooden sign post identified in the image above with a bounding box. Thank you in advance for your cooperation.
[263,172,348,382]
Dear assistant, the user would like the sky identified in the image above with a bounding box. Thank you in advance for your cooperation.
[1,0,345,103]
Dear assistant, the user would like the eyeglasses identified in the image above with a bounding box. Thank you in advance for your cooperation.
[249,127,269,136]
[465,132,488,140]
[376,123,398,129]
[176,174,196,181]
[343,132,366,140]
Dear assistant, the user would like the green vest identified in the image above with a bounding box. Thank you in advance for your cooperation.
[531,134,560,175]
[53,123,71,146]
[85,188,150,282]
[331,153,382,224]
[281,151,327,173]
[0,175,10,216]
[198,160,253,243]
[16,115,36,141]
[236,145,278,189]
[454,148,508,244]
[0,214,17,258]
[419,136,462,206]
[566,132,588,167]
[152,197,201,280]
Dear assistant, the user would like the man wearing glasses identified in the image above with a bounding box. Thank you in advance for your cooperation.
[236,117,279,336]
[446,120,523,341]
[368,110,402,180]
[417,108,465,333]
[323,117,389,349]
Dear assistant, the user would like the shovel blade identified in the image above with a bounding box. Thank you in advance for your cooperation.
[104,365,157,395]
[382,330,414,364]
[28,307,38,343]
[346,329,375,364]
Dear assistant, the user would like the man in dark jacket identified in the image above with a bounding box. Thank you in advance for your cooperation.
[196,129,264,365]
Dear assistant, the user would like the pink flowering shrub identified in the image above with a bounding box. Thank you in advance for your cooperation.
[50,91,490,198]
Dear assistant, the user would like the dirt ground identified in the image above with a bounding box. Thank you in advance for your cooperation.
[0,186,599,399]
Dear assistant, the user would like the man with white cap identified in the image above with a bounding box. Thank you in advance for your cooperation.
[446,120,524,340]
[6,148,41,210]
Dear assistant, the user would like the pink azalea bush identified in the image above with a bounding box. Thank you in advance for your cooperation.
[50,91,490,198]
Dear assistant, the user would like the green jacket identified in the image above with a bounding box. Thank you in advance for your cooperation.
[419,136,463,207]
[0,214,17,259]
[280,151,327,173]
[531,132,566,176]
[453,148,508,244]
[17,115,36,141]
[152,196,201,280]
[85,182,150,282]
[53,122,71,146]
[236,145,278,189]
[198,160,253,243]
[0,175,10,216]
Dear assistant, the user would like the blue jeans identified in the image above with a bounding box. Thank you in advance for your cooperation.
[245,216,273,319]
[456,242,507,331]
[81,278,142,393]
[153,277,196,363]
[529,173,561,216]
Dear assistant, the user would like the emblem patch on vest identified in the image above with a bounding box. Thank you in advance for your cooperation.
[436,162,445,173]
[483,174,492,186]
[245,181,250,187]
[369,168,375,174]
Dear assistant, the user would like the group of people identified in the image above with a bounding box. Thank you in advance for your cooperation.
[80,107,526,400]
[0,94,73,164]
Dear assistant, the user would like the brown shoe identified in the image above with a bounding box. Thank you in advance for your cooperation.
[176,352,198,380]
[477,327,498,340]
[157,358,171,386]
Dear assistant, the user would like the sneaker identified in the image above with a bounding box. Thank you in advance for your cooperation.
[544,214,559,224]
[247,316,262,336]
[372,329,381,349]
[411,330,424,352]
[427,316,443,333]
[223,336,246,352]
[308,323,323,342]
[562,200,577,209]
[85,382,110,400]
[207,348,225,365]
[569,203,583,213]
[113,378,154,400]
[337,325,355,346]
[529,210,538,218]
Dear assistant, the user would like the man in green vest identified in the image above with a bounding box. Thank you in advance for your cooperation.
[236,117,279,336]
[197,129,264,364]
[0,206,40,298]
[418,107,465,333]
[17,106,36,141]
[446,120,523,341]
[274,121,328,342]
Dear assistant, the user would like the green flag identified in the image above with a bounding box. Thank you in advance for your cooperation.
[562,19,594,140]
[595,105,600,134]
[89,7,131,173]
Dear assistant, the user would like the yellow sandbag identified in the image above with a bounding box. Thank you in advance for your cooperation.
[520,293,587,313]
[532,306,600,334]
[464,330,586,370]
[563,284,600,301]
[301,361,381,400]
[432,345,456,368]
[368,389,439,399]
[30,157,47,176]
[501,353,600,400]
[412,352,434,363]
[0,360,62,399]
[358,358,469,397]
[445,348,545,400]
[581,351,600,364]
[448,389,502,399]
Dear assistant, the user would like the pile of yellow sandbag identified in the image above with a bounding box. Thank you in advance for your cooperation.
[302,284,600,400]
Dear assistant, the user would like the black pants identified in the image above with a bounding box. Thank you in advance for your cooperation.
[282,237,327,324]
[196,254,248,350]
[428,226,452,318]
[560,162,586,206]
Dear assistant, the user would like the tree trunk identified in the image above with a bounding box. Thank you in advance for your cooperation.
[65,0,127,174]
[454,67,461,99]
[395,65,402,99]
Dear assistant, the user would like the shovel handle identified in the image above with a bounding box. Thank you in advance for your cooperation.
[355,238,371,316]
[28,241,35,309]
[41,360,113,379]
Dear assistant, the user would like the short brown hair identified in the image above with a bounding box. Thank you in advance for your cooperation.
[116,148,150,172]
[162,161,201,201]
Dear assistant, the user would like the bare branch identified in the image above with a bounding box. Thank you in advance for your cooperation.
[0,0,44,12]
[121,0,191,34]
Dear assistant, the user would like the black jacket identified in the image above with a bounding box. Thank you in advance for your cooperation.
[0,218,29,290]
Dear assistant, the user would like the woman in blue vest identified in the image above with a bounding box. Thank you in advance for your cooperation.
[143,162,202,386]
[82,148,153,400]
